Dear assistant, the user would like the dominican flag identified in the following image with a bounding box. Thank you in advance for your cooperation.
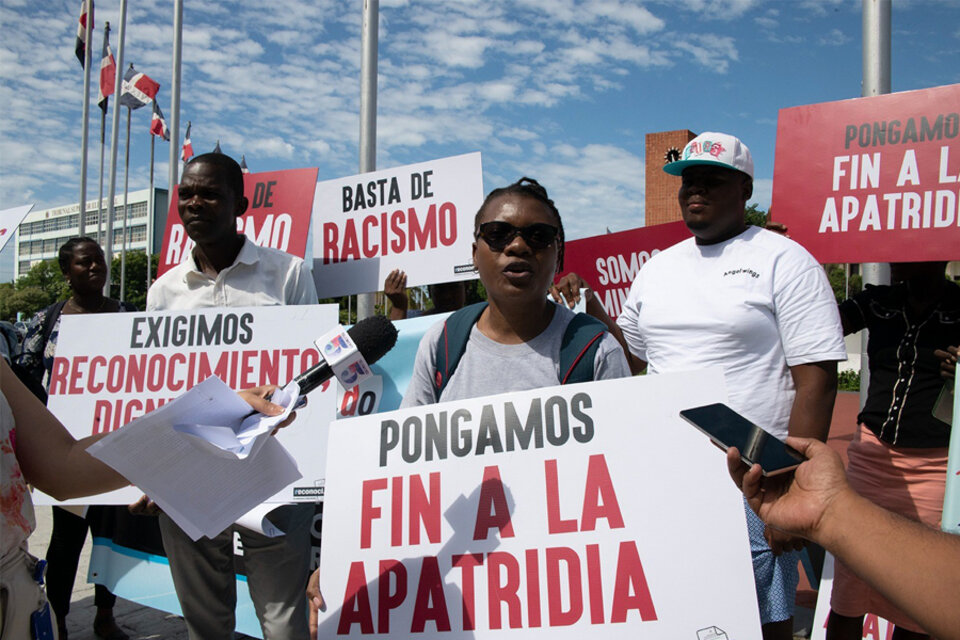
[97,22,115,113]
[150,100,170,141]
[182,122,194,161]
[240,155,250,174]
[119,64,160,110]
[75,0,92,66]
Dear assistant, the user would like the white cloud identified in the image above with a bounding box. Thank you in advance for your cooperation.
[507,143,646,237]
[673,33,739,73]
[659,0,762,20]
[750,178,772,212]
[818,28,850,46]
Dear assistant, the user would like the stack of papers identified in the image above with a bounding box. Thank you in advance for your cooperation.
[87,377,303,540]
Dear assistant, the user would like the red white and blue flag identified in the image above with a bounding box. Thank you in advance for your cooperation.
[119,64,159,110]
[182,122,194,161]
[75,0,93,67]
[150,100,170,141]
[97,21,115,113]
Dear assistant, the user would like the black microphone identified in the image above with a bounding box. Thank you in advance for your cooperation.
[292,315,399,395]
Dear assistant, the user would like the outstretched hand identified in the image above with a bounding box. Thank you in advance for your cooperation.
[727,437,848,542]
[238,385,297,433]
[384,269,409,309]
[549,272,591,308]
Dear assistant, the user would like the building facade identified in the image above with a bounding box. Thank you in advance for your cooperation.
[644,129,696,227]
[13,188,168,279]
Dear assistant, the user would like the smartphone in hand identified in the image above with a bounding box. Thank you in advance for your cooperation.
[680,403,803,476]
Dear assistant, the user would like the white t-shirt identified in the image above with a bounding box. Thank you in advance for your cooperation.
[147,237,317,310]
[616,226,846,439]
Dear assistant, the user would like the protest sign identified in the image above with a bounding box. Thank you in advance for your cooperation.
[772,84,960,263]
[558,221,689,322]
[157,167,318,277]
[311,152,483,297]
[317,369,762,638]
[811,555,893,640]
[36,304,339,505]
[0,204,33,252]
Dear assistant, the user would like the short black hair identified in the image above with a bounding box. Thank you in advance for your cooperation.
[58,236,103,273]
[185,152,245,201]
[474,177,565,270]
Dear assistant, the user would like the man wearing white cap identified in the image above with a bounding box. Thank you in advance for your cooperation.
[616,132,847,639]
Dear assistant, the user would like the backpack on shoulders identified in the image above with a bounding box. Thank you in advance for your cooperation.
[432,301,608,401]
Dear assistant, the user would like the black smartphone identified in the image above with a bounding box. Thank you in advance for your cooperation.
[679,403,803,476]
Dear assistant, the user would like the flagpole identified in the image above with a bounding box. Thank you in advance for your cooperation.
[96,21,110,247]
[168,0,183,193]
[79,0,94,236]
[97,93,107,246]
[147,131,155,289]
[120,106,131,303]
[357,0,379,320]
[103,0,127,296]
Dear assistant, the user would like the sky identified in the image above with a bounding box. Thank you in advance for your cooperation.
[1,0,959,280]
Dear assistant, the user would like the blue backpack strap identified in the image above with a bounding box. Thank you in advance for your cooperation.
[559,312,608,385]
[434,301,488,401]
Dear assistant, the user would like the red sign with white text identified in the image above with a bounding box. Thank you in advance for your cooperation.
[772,84,960,263]
[557,221,690,322]
[157,167,319,277]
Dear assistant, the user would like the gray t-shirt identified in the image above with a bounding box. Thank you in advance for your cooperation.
[401,303,631,407]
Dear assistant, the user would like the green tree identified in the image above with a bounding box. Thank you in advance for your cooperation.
[826,264,862,303]
[1,259,69,321]
[110,251,157,311]
[744,203,768,228]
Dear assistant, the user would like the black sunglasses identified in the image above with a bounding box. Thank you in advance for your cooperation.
[475,221,559,252]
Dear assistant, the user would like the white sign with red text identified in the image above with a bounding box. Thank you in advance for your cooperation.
[36,305,339,505]
[316,369,762,639]
[0,204,33,252]
[811,554,894,640]
[311,153,483,298]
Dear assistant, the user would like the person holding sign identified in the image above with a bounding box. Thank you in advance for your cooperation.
[727,438,960,640]
[146,152,318,640]
[615,132,847,640]
[826,261,958,640]
[17,236,137,640]
[306,178,630,635]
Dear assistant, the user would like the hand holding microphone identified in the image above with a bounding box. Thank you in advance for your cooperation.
[293,315,399,395]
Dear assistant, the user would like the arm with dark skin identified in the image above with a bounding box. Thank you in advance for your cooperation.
[549,273,647,375]
[765,361,838,554]
[384,269,409,321]
[729,438,960,640]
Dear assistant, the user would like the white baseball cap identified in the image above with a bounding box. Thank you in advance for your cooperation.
[663,131,754,179]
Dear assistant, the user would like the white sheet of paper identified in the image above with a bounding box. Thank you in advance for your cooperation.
[235,503,286,538]
[86,376,302,540]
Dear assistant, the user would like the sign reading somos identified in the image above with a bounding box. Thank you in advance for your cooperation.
[558,221,689,323]
[157,167,319,277]
[311,153,483,298]
[772,83,960,263]
[317,370,762,638]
